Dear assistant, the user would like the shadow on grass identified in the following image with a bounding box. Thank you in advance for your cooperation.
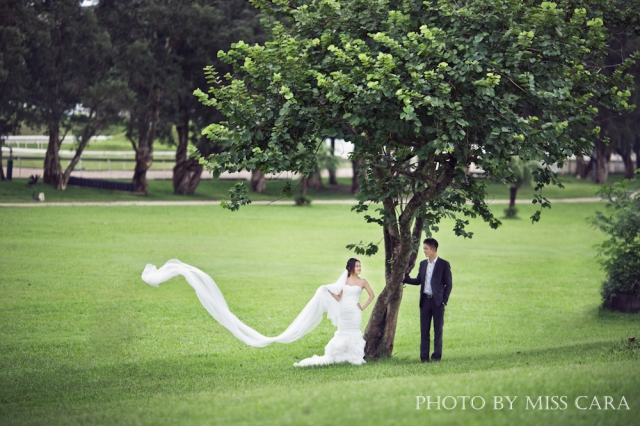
[0,339,627,407]
[594,305,640,322]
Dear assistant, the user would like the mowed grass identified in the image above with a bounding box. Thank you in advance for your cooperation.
[1,202,639,425]
[0,177,356,203]
[0,174,619,204]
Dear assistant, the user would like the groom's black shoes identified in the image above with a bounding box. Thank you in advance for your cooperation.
[421,358,430,363]
[431,357,441,362]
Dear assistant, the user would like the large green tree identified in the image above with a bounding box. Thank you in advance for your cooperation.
[195,0,638,359]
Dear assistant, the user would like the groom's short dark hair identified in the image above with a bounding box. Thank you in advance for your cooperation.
[423,238,438,250]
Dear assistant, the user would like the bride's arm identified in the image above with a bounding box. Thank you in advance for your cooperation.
[328,289,342,302]
[358,280,375,310]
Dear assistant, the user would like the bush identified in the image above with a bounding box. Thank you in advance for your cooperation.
[294,195,312,206]
[504,206,518,218]
[600,251,640,307]
[590,172,640,308]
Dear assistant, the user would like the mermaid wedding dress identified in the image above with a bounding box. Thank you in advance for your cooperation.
[294,284,366,366]
[141,259,366,366]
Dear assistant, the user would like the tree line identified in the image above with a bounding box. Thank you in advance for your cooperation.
[1,0,639,196]
[0,0,265,194]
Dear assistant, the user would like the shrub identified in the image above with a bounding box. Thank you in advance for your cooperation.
[504,206,518,218]
[294,195,312,206]
[590,172,640,308]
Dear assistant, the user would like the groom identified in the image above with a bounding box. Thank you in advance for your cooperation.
[404,238,452,362]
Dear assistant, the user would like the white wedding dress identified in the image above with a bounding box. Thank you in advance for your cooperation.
[141,259,366,366]
[294,284,366,366]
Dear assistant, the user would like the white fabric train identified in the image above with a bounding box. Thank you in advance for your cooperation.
[141,259,348,348]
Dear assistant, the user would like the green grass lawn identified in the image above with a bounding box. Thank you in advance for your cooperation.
[0,174,621,204]
[0,202,638,425]
[0,177,356,203]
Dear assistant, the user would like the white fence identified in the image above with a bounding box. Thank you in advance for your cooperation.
[557,154,636,175]
[3,135,112,150]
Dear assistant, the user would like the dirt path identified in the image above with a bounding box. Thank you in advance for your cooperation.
[0,198,604,207]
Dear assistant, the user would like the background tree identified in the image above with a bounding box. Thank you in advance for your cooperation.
[169,0,265,195]
[195,0,638,359]
[604,35,640,179]
[97,0,179,194]
[504,156,536,218]
[58,75,128,190]
[327,137,338,185]
[576,34,640,182]
[308,142,341,190]
[98,0,264,195]
[0,0,31,180]
[20,0,107,187]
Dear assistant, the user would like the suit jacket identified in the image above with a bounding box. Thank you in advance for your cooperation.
[404,257,452,308]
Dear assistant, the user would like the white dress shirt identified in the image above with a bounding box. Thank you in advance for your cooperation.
[424,256,438,295]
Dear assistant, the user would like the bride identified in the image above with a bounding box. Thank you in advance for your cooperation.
[141,257,375,366]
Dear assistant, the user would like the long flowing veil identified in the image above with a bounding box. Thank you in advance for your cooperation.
[141,259,348,347]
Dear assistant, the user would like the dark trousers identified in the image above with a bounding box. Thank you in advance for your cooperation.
[420,295,444,361]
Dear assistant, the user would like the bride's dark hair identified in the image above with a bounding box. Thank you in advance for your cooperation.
[346,258,360,276]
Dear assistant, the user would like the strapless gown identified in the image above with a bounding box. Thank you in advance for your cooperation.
[294,285,366,366]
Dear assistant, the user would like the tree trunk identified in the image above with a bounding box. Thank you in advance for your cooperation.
[363,158,456,360]
[619,149,635,179]
[634,135,640,169]
[58,137,89,190]
[575,156,585,178]
[173,158,203,195]
[0,138,5,180]
[59,113,99,190]
[328,137,338,185]
[509,185,518,209]
[351,159,363,195]
[43,124,63,186]
[308,171,323,189]
[133,136,153,194]
[251,169,266,193]
[300,177,308,196]
[593,139,612,184]
[364,205,425,360]
[576,154,594,179]
[172,108,203,195]
[132,98,160,194]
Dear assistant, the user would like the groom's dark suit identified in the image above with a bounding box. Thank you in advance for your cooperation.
[404,257,452,361]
